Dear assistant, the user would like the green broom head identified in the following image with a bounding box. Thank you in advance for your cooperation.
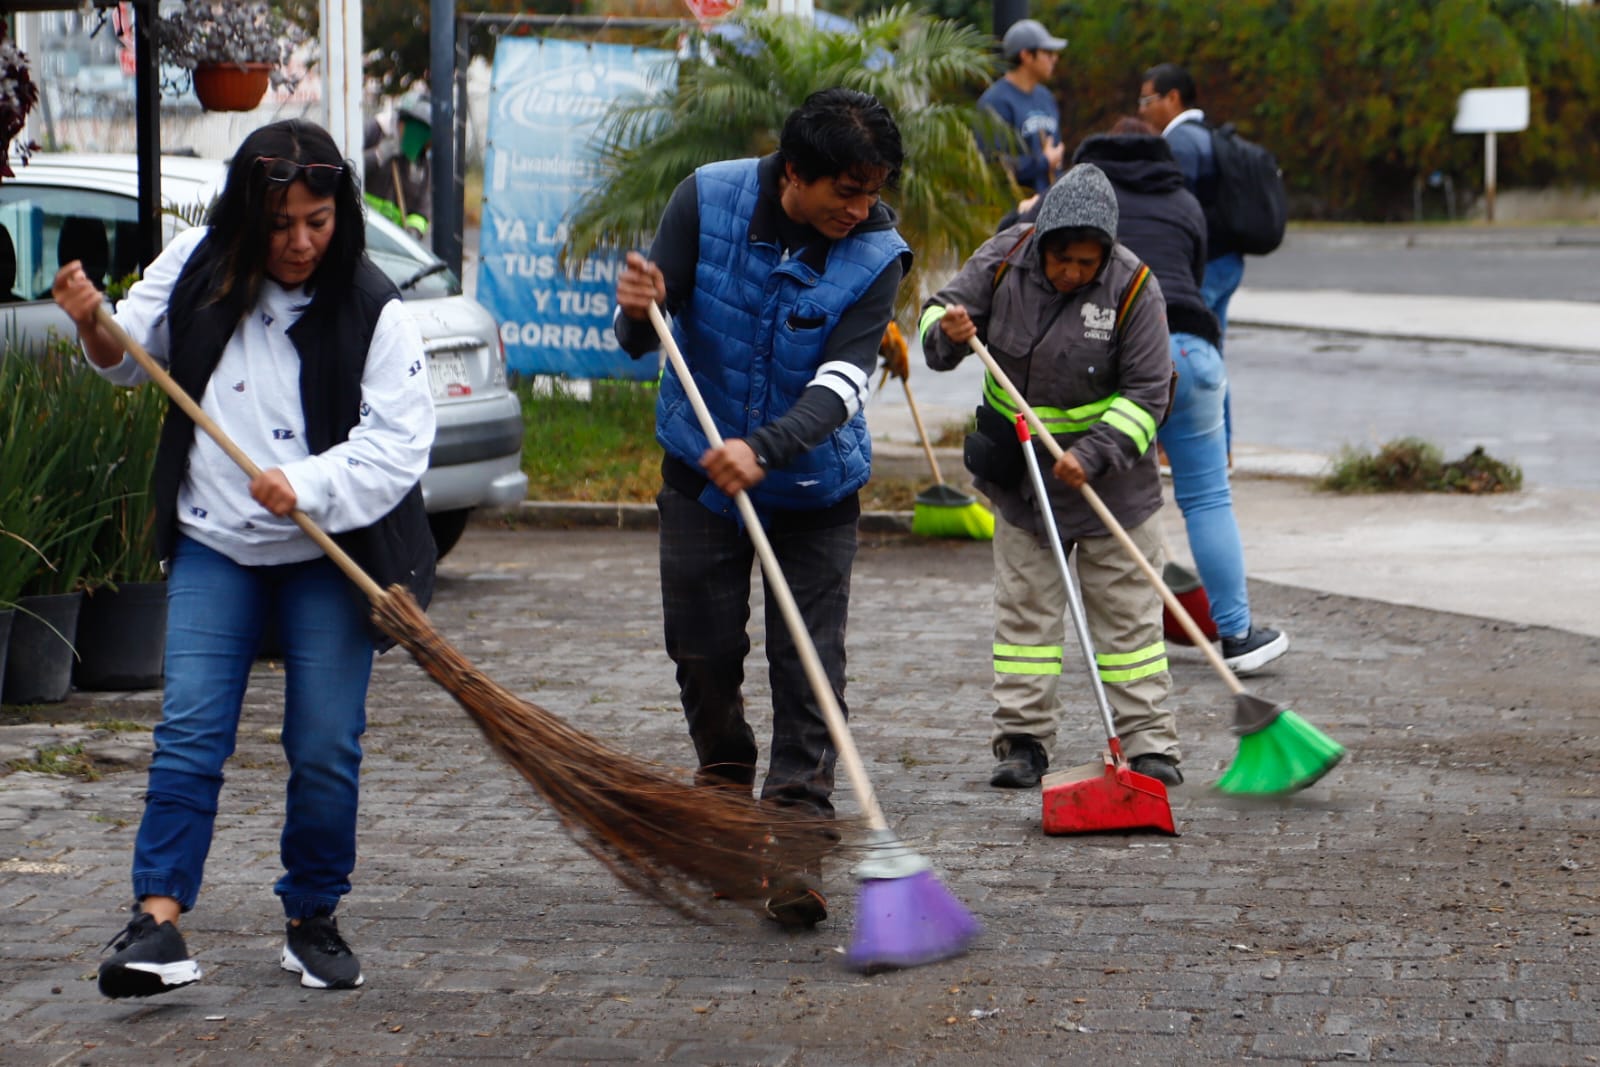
[1214,693,1345,795]
[911,483,995,540]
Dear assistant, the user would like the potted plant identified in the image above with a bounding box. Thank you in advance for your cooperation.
[1,343,113,704]
[0,20,40,177]
[74,379,169,691]
[153,1,307,112]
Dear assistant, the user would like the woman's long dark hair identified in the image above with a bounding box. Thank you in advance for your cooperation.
[202,119,365,316]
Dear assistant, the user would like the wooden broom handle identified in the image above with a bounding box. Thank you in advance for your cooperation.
[900,377,945,487]
[648,302,891,832]
[966,334,1246,696]
[92,304,386,603]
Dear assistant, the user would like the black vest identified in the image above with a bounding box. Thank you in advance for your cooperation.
[152,237,436,643]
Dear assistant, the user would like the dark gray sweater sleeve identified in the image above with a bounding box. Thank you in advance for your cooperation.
[614,175,700,356]
[745,261,902,470]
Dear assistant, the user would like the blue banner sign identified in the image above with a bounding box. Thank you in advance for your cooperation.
[478,38,671,380]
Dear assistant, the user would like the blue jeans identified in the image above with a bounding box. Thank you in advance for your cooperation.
[132,536,374,918]
[1201,251,1245,451]
[1157,333,1251,638]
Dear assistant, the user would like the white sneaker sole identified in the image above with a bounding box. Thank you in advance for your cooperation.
[1224,631,1290,676]
[280,945,364,989]
[101,959,202,998]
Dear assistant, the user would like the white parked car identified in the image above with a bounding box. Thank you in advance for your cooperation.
[0,153,527,558]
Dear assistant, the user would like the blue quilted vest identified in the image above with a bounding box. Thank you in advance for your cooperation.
[657,158,909,516]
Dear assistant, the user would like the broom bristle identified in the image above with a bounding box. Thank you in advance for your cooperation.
[911,486,995,540]
[371,586,839,915]
[1214,709,1346,795]
[845,870,982,973]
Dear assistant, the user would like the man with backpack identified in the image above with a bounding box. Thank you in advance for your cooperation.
[1137,63,1286,339]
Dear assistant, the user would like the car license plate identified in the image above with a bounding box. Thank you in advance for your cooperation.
[428,353,472,399]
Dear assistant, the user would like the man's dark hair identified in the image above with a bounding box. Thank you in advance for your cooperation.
[1143,63,1196,107]
[779,88,903,188]
[206,119,366,315]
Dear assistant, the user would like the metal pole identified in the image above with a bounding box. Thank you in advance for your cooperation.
[1484,130,1497,224]
[131,0,162,269]
[431,0,461,275]
[320,0,364,167]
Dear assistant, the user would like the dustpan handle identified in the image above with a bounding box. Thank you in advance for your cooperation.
[648,302,891,833]
[967,335,1245,696]
[1016,416,1122,746]
[92,305,386,604]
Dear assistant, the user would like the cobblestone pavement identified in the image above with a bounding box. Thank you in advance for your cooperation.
[3,525,1598,1066]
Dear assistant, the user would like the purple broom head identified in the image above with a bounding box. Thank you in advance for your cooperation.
[845,869,981,974]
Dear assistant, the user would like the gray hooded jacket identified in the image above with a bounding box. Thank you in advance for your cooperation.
[920,163,1172,539]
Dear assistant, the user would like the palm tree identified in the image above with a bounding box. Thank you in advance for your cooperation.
[562,5,1016,320]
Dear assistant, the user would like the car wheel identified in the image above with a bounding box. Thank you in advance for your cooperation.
[428,508,473,559]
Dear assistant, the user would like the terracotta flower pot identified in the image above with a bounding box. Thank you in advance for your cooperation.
[193,63,271,112]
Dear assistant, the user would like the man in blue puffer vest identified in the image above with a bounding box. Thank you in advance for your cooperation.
[613,88,911,930]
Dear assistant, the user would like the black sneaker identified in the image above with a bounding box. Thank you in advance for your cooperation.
[1130,753,1184,786]
[98,911,202,999]
[989,733,1048,789]
[281,915,364,989]
[1221,626,1289,676]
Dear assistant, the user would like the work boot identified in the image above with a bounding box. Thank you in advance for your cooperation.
[762,860,827,929]
[1221,626,1289,676]
[1130,753,1184,786]
[989,734,1048,789]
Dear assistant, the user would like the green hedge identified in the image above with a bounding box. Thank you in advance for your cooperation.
[1031,0,1599,219]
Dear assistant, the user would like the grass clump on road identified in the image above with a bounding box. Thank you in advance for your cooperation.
[1319,437,1522,494]
[515,378,926,512]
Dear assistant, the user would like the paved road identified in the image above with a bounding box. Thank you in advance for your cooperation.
[1250,228,1600,303]
[1223,325,1600,492]
[4,526,1598,1064]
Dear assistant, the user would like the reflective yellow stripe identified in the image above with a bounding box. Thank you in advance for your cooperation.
[1095,643,1165,666]
[983,376,1117,435]
[1099,659,1168,683]
[1102,396,1158,455]
[995,643,1063,658]
[996,661,1063,676]
[919,305,947,338]
[1096,642,1168,683]
[994,642,1063,676]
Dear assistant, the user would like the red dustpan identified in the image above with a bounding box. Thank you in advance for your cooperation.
[1042,737,1176,835]
[1013,416,1178,837]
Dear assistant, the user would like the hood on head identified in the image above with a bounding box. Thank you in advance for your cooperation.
[1035,163,1119,248]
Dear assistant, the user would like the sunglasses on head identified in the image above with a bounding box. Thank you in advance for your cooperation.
[256,156,345,196]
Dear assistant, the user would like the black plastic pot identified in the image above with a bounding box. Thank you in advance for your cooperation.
[3,592,83,705]
[0,608,12,705]
[74,581,168,691]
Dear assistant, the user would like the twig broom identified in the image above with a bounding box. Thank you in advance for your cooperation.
[965,334,1344,795]
[94,305,834,916]
[649,302,981,972]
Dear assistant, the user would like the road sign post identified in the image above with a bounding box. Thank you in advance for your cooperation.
[1453,87,1529,224]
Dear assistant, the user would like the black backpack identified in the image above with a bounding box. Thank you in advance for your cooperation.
[1207,122,1288,256]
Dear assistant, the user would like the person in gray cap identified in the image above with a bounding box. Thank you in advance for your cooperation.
[976,18,1068,195]
[919,162,1184,790]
